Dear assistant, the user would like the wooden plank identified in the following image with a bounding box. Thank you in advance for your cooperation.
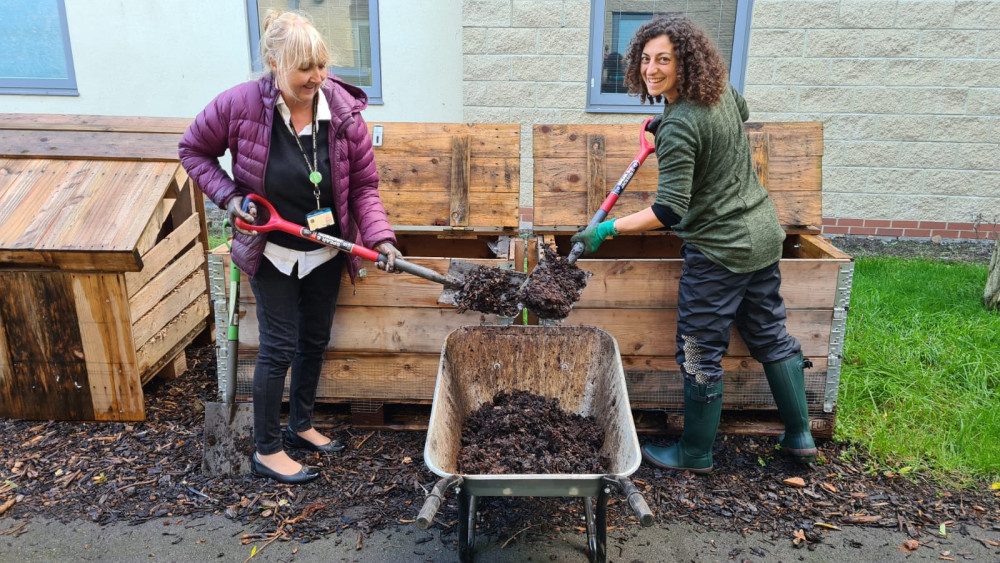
[153,350,187,381]
[132,274,206,348]
[571,257,844,309]
[586,134,606,219]
[368,123,520,157]
[792,233,853,260]
[377,156,519,193]
[136,294,210,374]
[125,213,203,296]
[0,113,192,133]
[71,273,143,421]
[449,136,470,226]
[0,272,94,420]
[316,352,439,401]
[0,130,184,161]
[660,411,836,439]
[533,122,822,159]
[128,249,205,322]
[533,189,820,228]
[561,308,833,357]
[238,305,497,353]
[134,194,177,257]
[0,249,141,272]
[381,189,520,228]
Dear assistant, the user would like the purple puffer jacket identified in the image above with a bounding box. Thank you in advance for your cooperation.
[178,74,396,280]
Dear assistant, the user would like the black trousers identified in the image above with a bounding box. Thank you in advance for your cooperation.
[249,255,344,455]
[676,243,800,387]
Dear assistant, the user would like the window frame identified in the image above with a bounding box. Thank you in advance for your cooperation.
[586,0,754,114]
[246,0,383,104]
[0,0,78,96]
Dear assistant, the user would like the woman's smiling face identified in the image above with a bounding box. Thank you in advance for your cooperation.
[640,34,679,103]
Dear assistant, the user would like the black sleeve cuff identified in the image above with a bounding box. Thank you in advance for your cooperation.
[651,203,681,229]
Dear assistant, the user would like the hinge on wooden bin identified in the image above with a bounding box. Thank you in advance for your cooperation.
[824,355,842,413]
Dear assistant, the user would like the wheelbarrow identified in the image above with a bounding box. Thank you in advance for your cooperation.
[417,326,653,562]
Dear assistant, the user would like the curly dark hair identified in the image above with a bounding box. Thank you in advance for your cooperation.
[622,14,728,106]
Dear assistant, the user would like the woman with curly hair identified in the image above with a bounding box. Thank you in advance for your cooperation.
[572,14,816,473]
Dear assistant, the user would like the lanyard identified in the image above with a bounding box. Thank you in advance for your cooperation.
[286,94,323,210]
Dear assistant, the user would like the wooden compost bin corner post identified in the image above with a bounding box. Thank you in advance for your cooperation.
[531,122,851,438]
[218,123,524,426]
[0,114,211,422]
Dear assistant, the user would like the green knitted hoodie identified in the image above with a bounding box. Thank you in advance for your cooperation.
[653,85,784,273]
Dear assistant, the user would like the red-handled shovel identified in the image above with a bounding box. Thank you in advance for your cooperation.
[236,193,460,290]
[566,116,659,264]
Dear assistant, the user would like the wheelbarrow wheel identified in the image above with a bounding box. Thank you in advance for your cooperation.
[457,488,477,562]
[583,489,610,563]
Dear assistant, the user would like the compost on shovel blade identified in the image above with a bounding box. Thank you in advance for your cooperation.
[519,243,591,320]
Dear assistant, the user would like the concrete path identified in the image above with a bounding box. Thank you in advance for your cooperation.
[3,514,999,562]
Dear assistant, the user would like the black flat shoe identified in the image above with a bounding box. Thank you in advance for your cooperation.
[283,427,346,453]
[250,453,319,484]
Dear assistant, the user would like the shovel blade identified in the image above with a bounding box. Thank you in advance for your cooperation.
[202,401,255,476]
[437,259,527,307]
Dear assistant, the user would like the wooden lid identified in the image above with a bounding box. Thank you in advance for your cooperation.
[0,114,191,271]
[532,121,823,231]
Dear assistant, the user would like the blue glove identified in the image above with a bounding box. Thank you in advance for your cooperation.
[570,219,617,254]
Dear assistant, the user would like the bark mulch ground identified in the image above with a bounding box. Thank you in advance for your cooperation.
[2,346,997,550]
[1,236,998,551]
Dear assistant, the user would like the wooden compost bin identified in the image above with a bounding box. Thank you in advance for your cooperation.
[531,122,852,438]
[213,123,523,424]
[0,114,211,421]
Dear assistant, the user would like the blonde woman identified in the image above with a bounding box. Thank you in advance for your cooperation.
[180,11,401,484]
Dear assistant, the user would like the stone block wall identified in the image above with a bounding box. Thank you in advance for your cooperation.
[462,0,1000,239]
[747,0,1000,238]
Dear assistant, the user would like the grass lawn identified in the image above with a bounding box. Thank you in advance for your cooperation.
[836,256,1000,482]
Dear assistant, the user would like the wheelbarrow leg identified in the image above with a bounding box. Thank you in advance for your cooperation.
[584,489,609,563]
[457,488,476,562]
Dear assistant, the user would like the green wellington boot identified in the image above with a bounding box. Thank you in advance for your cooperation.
[641,381,723,474]
[764,353,817,464]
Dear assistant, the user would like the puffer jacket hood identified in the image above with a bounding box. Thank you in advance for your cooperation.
[178,73,395,280]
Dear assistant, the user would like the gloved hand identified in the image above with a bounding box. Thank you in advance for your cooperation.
[374,242,403,273]
[226,195,258,237]
[570,219,617,254]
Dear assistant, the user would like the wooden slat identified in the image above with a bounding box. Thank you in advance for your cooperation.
[132,275,207,349]
[238,305,498,353]
[136,295,210,374]
[0,130,184,161]
[792,233,853,260]
[561,308,833,357]
[128,249,205,322]
[449,136,470,226]
[134,194,177,257]
[748,131,769,188]
[71,273,143,421]
[369,123,520,157]
[377,155,519,194]
[125,213,203,296]
[573,256,844,309]
[382,189,519,228]
[586,134,606,219]
[0,113,192,133]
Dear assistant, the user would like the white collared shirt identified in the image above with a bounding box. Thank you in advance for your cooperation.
[265,88,338,279]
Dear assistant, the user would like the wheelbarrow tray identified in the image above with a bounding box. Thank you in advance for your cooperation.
[424,325,641,497]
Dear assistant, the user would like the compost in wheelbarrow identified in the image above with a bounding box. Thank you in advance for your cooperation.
[418,325,652,563]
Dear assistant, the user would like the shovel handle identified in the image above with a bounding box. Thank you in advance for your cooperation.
[616,477,654,527]
[236,194,456,287]
[568,116,658,264]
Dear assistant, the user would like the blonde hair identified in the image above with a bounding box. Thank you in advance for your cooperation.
[260,10,329,100]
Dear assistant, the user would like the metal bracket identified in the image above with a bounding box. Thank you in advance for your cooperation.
[824,355,842,413]
[372,124,383,147]
[208,254,228,400]
[836,262,854,309]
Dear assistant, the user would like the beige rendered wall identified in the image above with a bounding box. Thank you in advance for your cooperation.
[463,0,1000,235]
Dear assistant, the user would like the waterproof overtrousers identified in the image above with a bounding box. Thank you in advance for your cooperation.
[764,353,817,464]
[641,381,723,474]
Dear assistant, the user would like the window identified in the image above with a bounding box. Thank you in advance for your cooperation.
[587,0,753,113]
[0,0,77,96]
[247,0,382,104]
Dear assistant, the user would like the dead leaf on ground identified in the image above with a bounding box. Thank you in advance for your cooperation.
[782,477,806,488]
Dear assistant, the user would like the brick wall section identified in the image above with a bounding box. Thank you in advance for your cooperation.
[821,217,999,240]
[747,0,1000,226]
